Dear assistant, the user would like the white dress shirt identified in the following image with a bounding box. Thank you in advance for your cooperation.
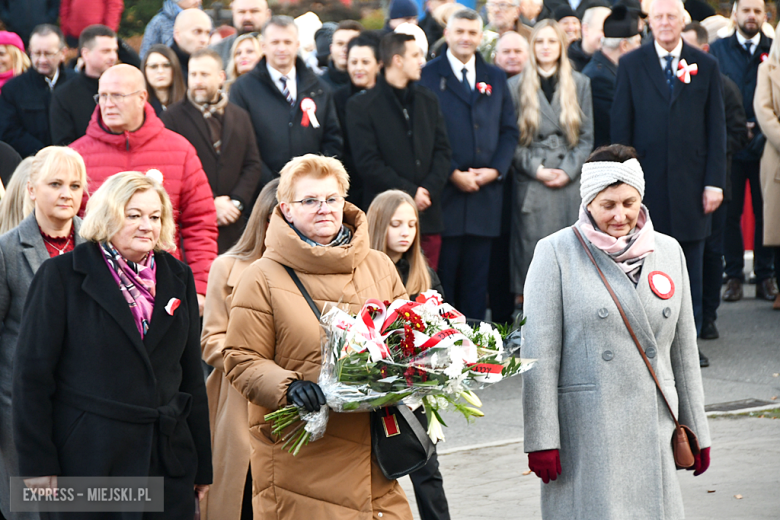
[446,49,476,90]
[44,67,60,91]
[735,31,761,55]
[654,38,683,73]
[267,62,297,103]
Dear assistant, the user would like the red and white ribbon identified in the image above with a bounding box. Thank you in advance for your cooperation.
[676,59,698,84]
[300,98,320,128]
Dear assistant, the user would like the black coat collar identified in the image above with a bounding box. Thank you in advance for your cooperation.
[72,242,188,368]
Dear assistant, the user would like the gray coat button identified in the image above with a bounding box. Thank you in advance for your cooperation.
[646,347,657,358]
[602,350,614,361]
[663,307,672,318]
[598,308,609,319]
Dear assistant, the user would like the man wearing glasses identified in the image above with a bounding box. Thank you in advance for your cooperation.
[0,24,75,157]
[70,64,218,312]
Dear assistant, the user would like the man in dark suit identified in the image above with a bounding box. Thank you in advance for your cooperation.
[229,16,343,182]
[567,5,612,71]
[583,5,641,148]
[0,24,75,157]
[347,33,452,270]
[419,9,519,320]
[50,24,118,146]
[683,22,750,343]
[709,0,778,304]
[611,0,727,360]
[162,49,263,254]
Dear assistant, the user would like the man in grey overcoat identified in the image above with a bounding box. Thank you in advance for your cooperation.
[522,147,711,519]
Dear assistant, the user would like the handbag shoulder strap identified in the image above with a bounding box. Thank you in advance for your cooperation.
[283,265,321,320]
[571,227,682,429]
[396,405,435,457]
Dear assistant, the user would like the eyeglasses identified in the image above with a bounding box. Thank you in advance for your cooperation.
[30,51,61,59]
[93,90,143,104]
[291,196,346,212]
[146,62,172,70]
[487,2,519,10]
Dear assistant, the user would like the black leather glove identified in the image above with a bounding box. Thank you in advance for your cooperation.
[287,380,326,413]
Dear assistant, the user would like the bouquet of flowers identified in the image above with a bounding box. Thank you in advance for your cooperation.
[264,291,533,455]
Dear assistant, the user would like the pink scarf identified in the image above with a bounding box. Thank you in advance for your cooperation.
[577,203,655,284]
[100,242,157,338]
[0,70,14,95]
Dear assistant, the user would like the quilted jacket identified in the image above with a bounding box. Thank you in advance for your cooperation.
[70,103,218,294]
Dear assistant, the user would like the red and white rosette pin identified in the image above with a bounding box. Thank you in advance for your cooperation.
[648,271,675,300]
[676,59,698,84]
[761,53,769,62]
[300,98,320,128]
[165,298,181,315]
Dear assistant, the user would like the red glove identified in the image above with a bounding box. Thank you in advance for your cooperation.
[528,449,562,483]
[688,446,710,476]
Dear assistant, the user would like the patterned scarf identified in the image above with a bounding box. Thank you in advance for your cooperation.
[577,203,655,285]
[188,90,229,154]
[290,222,353,247]
[100,242,157,338]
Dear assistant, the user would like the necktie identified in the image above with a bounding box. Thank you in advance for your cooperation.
[664,55,674,96]
[461,67,471,93]
[280,75,294,106]
[744,41,753,55]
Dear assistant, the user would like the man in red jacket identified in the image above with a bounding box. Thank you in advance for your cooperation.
[71,64,218,312]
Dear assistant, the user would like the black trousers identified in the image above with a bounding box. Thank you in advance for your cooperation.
[680,239,705,334]
[724,159,775,281]
[488,233,516,324]
[438,235,492,321]
[703,204,726,322]
[409,409,450,520]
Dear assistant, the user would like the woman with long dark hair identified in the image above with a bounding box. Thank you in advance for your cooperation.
[142,44,186,116]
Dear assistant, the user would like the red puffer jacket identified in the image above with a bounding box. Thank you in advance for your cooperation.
[60,0,124,39]
[71,103,218,294]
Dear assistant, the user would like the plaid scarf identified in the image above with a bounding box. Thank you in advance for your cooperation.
[100,242,157,338]
[188,90,229,154]
[290,222,353,247]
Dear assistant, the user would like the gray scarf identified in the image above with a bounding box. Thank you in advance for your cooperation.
[290,222,352,247]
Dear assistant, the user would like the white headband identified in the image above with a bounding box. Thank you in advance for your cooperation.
[580,158,645,206]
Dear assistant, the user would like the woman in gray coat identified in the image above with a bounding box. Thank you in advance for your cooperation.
[0,146,86,520]
[522,145,711,519]
[508,19,594,295]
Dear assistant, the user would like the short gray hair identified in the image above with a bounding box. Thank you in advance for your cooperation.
[601,37,624,49]
[449,8,484,29]
[263,15,298,37]
[582,6,611,26]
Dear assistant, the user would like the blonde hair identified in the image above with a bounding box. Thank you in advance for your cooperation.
[367,190,431,297]
[518,20,582,147]
[771,23,780,63]
[224,178,279,261]
[0,44,30,76]
[277,155,350,203]
[0,158,34,234]
[226,34,262,85]
[80,171,176,251]
[26,146,88,213]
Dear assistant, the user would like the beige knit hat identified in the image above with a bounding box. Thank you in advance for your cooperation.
[580,158,645,206]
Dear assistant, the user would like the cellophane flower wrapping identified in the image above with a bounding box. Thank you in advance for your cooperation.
[273,291,534,449]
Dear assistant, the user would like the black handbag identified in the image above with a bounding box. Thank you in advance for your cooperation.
[283,265,435,479]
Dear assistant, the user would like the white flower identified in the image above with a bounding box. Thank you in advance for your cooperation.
[492,329,504,354]
[460,390,483,407]
[444,357,464,379]
[436,396,448,409]
[427,413,445,444]
[145,169,163,184]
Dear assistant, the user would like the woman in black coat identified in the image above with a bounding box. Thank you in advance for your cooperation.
[13,171,211,519]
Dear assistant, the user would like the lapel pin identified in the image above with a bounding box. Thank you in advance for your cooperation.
[440,77,446,91]
[648,271,675,300]
[165,298,181,316]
